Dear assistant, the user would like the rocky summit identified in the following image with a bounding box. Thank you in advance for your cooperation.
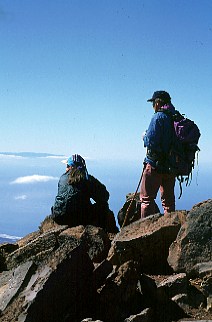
[0,199,211,322]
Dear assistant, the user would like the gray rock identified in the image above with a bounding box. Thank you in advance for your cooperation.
[171,293,188,307]
[81,320,103,322]
[80,225,111,263]
[201,275,212,297]
[168,199,212,276]
[6,228,69,270]
[157,273,188,298]
[192,262,212,278]
[124,307,153,322]
[0,261,36,312]
[207,295,212,312]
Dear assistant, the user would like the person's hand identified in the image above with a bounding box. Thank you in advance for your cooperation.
[142,131,146,139]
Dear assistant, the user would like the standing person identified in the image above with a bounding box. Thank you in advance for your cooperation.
[51,154,118,232]
[140,91,176,218]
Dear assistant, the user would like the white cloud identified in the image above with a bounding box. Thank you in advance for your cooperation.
[0,154,24,160]
[0,233,22,240]
[42,155,66,159]
[14,194,27,200]
[10,174,58,184]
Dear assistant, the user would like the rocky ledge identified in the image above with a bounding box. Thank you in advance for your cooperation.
[0,199,211,322]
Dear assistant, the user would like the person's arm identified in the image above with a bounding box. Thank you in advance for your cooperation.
[88,175,109,203]
[57,172,69,195]
[143,114,164,152]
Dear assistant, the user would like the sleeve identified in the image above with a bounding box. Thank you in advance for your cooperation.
[57,173,68,195]
[88,175,109,203]
[143,114,164,152]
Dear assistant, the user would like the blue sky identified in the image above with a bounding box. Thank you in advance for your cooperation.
[1,0,212,163]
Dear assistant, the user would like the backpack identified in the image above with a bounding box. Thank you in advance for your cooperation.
[117,195,140,227]
[168,110,201,198]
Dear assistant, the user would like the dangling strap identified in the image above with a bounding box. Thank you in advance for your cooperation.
[177,176,183,199]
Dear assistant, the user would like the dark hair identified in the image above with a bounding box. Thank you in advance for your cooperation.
[155,97,170,105]
[68,167,87,184]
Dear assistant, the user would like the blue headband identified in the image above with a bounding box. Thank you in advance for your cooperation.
[67,156,75,167]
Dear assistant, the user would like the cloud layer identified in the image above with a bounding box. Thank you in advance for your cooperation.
[11,174,58,184]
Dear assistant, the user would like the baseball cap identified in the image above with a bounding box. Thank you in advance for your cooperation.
[147,91,171,103]
[66,154,86,169]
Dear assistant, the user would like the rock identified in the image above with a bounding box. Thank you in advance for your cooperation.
[80,225,111,263]
[6,230,60,270]
[58,225,111,263]
[97,260,143,322]
[38,214,67,233]
[141,274,188,322]
[0,245,95,322]
[0,261,36,312]
[171,293,188,308]
[201,275,212,297]
[108,211,186,274]
[157,273,188,298]
[191,261,212,278]
[92,260,113,289]
[207,295,212,312]
[81,319,104,322]
[0,243,18,272]
[168,199,212,276]
[17,231,41,248]
[1,199,211,321]
[0,270,14,300]
[58,225,85,240]
[124,307,154,322]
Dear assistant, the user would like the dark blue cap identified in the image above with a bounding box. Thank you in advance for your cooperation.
[147,91,171,103]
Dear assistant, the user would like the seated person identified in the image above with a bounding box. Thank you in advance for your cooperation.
[51,154,118,232]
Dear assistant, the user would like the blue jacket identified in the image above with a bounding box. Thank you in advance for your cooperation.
[143,104,175,169]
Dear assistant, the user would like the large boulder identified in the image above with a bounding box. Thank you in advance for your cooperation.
[0,223,114,322]
[58,225,111,263]
[168,199,212,276]
[97,260,143,322]
[108,212,187,274]
[6,227,75,270]
[0,245,95,322]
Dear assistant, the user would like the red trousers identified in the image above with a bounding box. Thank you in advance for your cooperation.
[140,163,175,218]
